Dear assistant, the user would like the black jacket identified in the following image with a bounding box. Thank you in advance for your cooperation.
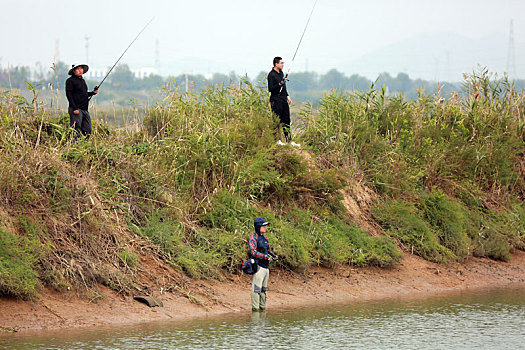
[65,75,95,110]
[267,68,288,102]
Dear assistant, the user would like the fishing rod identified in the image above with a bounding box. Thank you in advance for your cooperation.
[280,0,318,93]
[274,258,307,284]
[89,17,154,100]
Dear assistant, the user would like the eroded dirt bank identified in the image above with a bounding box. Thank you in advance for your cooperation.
[1,251,525,333]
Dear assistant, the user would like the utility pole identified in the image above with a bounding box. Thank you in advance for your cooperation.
[54,39,60,63]
[506,19,517,81]
[85,36,90,63]
[155,39,160,75]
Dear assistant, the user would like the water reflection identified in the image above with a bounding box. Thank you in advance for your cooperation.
[1,285,524,349]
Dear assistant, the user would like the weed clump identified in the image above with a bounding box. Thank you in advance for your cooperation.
[0,228,44,298]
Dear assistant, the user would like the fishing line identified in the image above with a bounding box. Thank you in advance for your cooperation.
[89,17,154,99]
[280,0,318,92]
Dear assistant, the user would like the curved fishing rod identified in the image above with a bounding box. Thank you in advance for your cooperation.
[280,0,318,93]
[89,17,154,100]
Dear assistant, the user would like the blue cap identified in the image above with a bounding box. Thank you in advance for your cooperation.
[254,218,269,233]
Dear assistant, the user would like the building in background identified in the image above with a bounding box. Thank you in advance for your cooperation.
[85,67,157,81]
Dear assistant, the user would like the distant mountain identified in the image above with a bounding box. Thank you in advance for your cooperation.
[338,32,523,81]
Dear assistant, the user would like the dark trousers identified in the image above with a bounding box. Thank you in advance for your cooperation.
[68,108,92,139]
[271,99,291,142]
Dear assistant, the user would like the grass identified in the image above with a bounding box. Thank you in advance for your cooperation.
[0,224,44,298]
[0,69,524,298]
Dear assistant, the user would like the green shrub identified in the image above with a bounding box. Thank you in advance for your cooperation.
[269,221,313,269]
[132,212,185,259]
[201,190,301,269]
[373,201,454,262]
[420,191,471,258]
[0,228,43,298]
[287,209,401,267]
[201,189,256,233]
[512,203,525,249]
[174,242,223,279]
[463,206,525,261]
[302,71,525,201]
[471,226,511,262]
[236,149,294,201]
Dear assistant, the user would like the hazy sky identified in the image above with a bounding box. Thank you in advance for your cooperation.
[1,0,523,80]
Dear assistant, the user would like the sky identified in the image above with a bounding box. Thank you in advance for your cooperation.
[1,0,524,81]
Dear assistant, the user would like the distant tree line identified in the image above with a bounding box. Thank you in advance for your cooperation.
[1,62,524,102]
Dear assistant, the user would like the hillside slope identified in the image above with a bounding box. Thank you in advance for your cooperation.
[0,72,524,309]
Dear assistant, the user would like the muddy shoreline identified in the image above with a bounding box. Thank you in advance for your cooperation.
[1,251,524,334]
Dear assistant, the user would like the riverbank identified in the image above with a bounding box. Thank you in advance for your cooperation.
[2,251,524,333]
[1,76,524,334]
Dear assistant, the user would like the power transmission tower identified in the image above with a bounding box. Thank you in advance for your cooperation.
[506,19,517,80]
[85,36,90,63]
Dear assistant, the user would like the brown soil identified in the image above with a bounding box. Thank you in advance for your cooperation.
[1,251,524,333]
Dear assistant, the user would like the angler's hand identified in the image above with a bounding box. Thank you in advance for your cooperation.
[73,109,80,115]
[287,96,292,105]
[93,86,99,95]
[271,255,279,262]
[279,78,288,86]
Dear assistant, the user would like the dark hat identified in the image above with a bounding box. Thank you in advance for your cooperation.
[68,63,89,75]
[254,218,269,234]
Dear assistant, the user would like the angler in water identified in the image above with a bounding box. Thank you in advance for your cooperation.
[65,64,98,139]
[268,57,299,147]
[249,218,278,312]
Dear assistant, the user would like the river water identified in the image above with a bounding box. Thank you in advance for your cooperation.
[1,286,524,349]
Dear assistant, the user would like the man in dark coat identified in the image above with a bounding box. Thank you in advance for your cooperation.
[65,64,98,138]
[267,57,299,146]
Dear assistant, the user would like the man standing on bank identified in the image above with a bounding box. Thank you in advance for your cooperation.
[249,218,278,312]
[267,57,300,147]
[65,64,98,139]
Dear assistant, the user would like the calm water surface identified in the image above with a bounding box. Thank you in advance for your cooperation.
[1,286,524,349]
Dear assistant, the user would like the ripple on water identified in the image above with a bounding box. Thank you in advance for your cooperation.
[1,286,525,350]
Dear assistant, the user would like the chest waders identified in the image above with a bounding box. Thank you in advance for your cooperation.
[251,234,270,311]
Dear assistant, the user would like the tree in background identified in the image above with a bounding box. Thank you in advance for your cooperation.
[0,66,31,89]
[3,63,524,105]
[288,71,319,92]
[109,64,135,89]
[140,74,164,90]
[320,69,346,90]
